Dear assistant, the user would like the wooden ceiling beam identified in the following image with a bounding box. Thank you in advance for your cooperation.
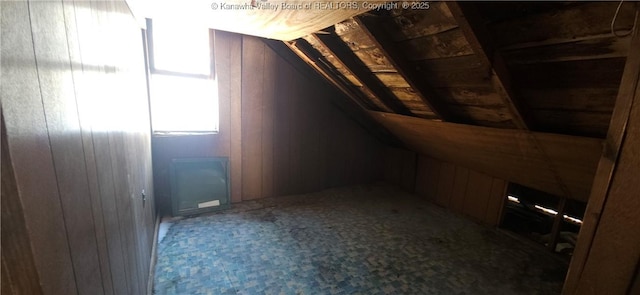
[282,40,370,111]
[446,1,531,130]
[277,39,404,147]
[354,16,456,122]
[310,32,415,116]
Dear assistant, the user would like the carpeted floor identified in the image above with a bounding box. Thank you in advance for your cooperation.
[153,185,567,295]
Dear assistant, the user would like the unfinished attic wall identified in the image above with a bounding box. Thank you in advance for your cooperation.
[1,0,155,294]
[384,148,507,226]
[152,34,385,215]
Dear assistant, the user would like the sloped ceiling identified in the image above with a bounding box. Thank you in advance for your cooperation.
[282,1,639,201]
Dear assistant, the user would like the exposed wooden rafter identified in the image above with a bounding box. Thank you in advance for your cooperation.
[282,40,370,111]
[277,39,403,147]
[446,1,530,130]
[354,16,456,122]
[310,32,415,116]
[564,8,640,293]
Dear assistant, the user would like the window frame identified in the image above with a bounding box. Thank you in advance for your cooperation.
[145,18,219,136]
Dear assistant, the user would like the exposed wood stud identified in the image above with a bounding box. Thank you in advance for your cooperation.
[547,197,567,252]
[564,6,640,293]
[355,16,456,122]
[311,32,415,116]
[448,1,578,203]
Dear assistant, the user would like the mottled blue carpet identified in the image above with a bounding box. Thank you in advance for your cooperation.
[153,185,566,294]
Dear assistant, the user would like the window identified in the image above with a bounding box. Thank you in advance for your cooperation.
[146,19,218,135]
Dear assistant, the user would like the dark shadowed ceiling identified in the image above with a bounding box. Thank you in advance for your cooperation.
[279,1,639,201]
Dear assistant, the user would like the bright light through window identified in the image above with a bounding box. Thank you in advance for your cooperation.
[147,19,218,134]
[151,75,219,133]
[152,20,211,75]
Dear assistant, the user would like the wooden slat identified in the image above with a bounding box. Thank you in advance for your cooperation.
[511,58,626,89]
[356,16,456,122]
[501,34,630,65]
[450,166,470,214]
[400,28,473,60]
[386,2,458,41]
[241,36,265,200]
[370,111,603,202]
[520,88,618,113]
[485,178,507,226]
[62,1,114,293]
[564,10,640,294]
[0,1,80,293]
[463,170,493,222]
[283,40,374,112]
[1,113,43,295]
[488,2,637,48]
[435,162,456,207]
[311,33,414,116]
[447,1,529,130]
[273,54,292,196]
[261,44,276,198]
[530,109,612,138]
[222,31,243,203]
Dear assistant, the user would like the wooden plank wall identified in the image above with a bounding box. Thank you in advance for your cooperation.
[383,147,417,192]
[152,34,385,214]
[1,1,155,294]
[383,148,506,226]
[242,36,384,199]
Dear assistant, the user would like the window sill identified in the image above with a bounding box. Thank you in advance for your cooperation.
[152,131,219,137]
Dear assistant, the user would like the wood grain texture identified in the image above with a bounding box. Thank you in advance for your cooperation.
[371,112,602,202]
[2,1,156,293]
[487,2,637,48]
[1,113,43,295]
[411,155,507,226]
[29,2,104,293]
[62,2,115,293]
[355,16,455,122]
[0,1,77,293]
[564,12,640,294]
[386,2,458,41]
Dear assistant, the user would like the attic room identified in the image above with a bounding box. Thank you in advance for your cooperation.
[1,0,639,294]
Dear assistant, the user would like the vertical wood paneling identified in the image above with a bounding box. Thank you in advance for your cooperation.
[384,147,416,192]
[227,32,243,203]
[2,0,156,293]
[435,162,456,207]
[450,165,470,213]
[62,1,114,293]
[463,170,494,222]
[261,46,276,198]
[1,115,43,295]
[410,154,508,225]
[241,36,264,200]
[485,178,507,226]
[273,53,292,196]
[30,1,104,293]
[0,1,77,293]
